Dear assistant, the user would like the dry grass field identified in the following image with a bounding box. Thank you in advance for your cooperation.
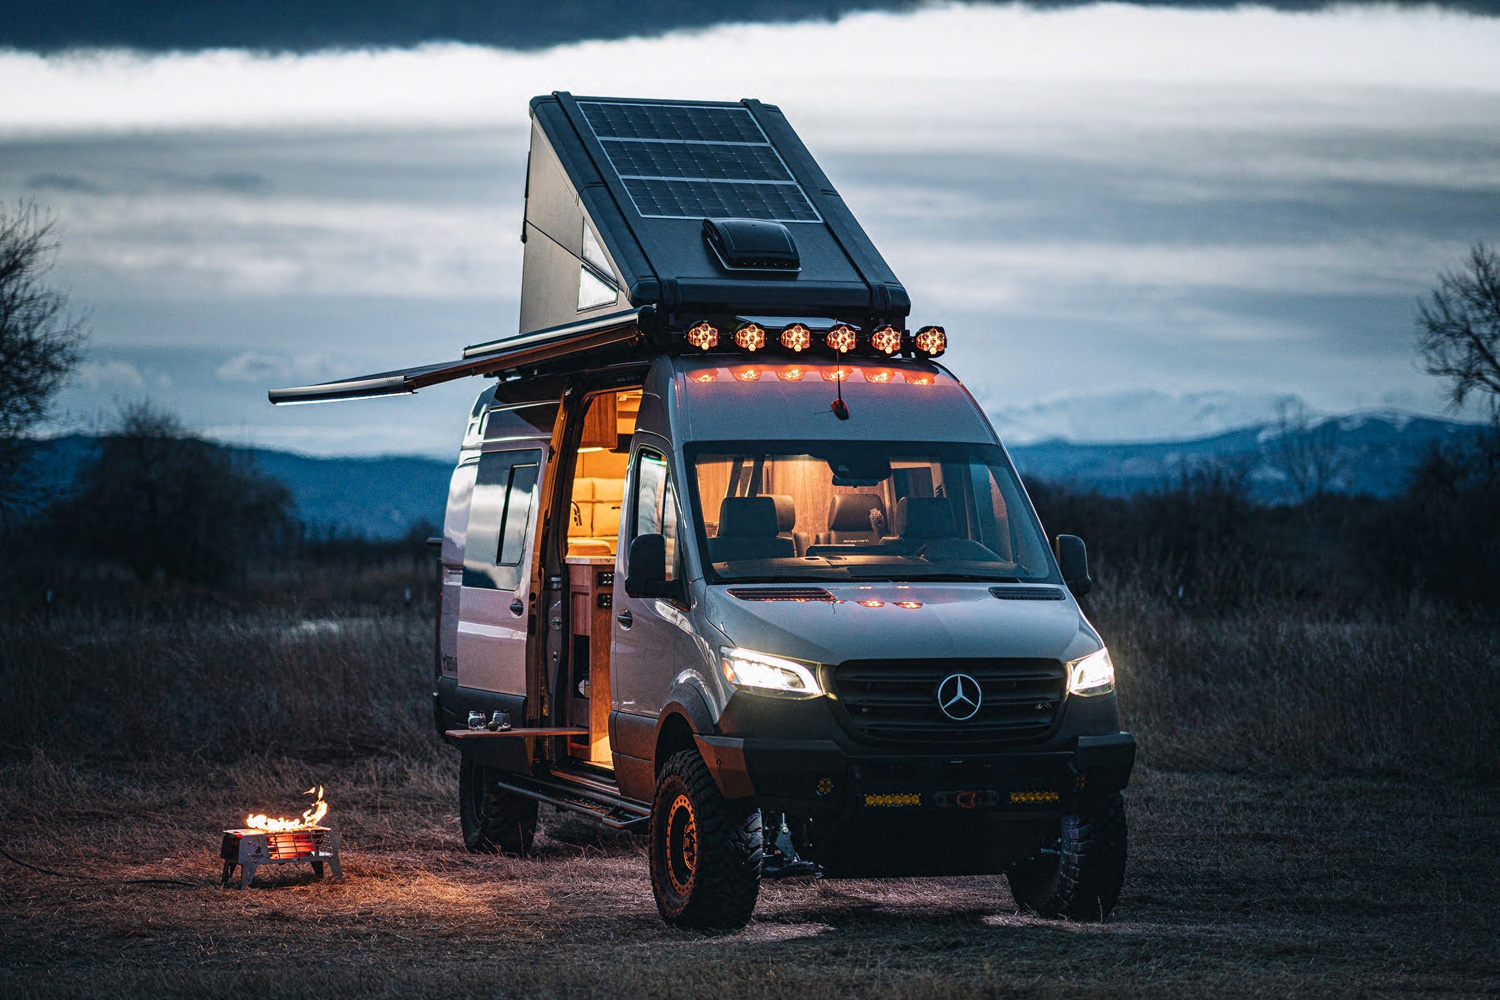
[1,571,1497,998]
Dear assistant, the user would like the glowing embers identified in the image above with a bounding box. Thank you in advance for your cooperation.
[686,321,719,350]
[825,324,857,353]
[821,367,852,382]
[870,325,902,355]
[913,325,946,357]
[775,366,807,382]
[779,323,812,352]
[734,322,767,352]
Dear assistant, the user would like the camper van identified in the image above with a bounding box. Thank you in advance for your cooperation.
[272,94,1135,929]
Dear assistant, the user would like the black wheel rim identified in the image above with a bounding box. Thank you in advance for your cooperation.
[666,793,698,896]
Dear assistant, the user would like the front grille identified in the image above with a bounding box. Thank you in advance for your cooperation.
[831,658,1067,746]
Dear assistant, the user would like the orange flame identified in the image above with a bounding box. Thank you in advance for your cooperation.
[247,786,328,832]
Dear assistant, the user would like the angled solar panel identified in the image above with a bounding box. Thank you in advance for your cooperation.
[577,101,821,224]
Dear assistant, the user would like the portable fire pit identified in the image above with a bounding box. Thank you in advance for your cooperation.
[220,826,342,888]
[221,784,342,888]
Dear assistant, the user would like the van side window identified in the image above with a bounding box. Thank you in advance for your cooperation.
[464,449,542,590]
[632,448,678,582]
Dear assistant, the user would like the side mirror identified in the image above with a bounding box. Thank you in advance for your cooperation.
[1054,534,1092,597]
[625,534,681,600]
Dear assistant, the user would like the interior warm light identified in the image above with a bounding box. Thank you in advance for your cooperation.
[780,324,811,352]
[687,321,719,350]
[732,366,762,382]
[862,368,894,384]
[904,372,935,386]
[913,325,946,356]
[857,599,884,608]
[734,323,766,352]
[826,325,857,353]
[894,600,922,609]
[821,367,852,382]
[692,370,718,383]
[776,367,806,382]
[870,325,902,355]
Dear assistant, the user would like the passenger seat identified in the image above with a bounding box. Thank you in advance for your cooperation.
[708,497,796,563]
[767,494,809,556]
[815,494,887,545]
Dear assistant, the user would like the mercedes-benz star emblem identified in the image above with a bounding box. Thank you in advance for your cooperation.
[937,673,982,721]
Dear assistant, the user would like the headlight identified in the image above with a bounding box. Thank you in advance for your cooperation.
[1068,647,1115,696]
[719,647,823,697]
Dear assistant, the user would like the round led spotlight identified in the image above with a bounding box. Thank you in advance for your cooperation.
[870,325,902,356]
[734,322,766,352]
[826,324,857,353]
[779,324,812,352]
[686,321,719,350]
[913,325,946,358]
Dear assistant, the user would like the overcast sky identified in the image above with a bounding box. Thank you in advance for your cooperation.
[3,3,1497,454]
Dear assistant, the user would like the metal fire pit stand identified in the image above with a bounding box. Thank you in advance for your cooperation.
[220,826,342,889]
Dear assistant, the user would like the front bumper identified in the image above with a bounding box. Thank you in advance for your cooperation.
[695,731,1136,814]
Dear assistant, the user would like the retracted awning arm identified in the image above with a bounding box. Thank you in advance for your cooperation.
[267,309,643,405]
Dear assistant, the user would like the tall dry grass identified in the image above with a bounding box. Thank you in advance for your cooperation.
[0,604,437,760]
[1093,574,1500,778]
[3,570,1495,778]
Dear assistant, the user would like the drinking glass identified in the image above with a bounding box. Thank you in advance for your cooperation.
[467,710,486,730]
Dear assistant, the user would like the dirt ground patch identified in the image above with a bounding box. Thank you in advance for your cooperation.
[0,755,1495,998]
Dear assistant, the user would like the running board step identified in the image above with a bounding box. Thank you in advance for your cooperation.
[444,727,588,739]
[491,771,650,833]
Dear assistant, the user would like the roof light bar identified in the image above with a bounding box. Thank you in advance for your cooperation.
[734,322,766,352]
[687,321,719,350]
[826,324,856,353]
[913,325,946,358]
[780,324,812,352]
[870,325,902,355]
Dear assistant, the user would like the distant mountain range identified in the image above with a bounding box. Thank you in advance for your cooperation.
[27,411,1487,538]
[1007,412,1486,503]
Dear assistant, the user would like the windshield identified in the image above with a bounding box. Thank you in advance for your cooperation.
[685,442,1058,583]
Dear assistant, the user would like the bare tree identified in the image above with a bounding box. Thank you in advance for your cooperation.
[1418,242,1500,424]
[1272,399,1347,502]
[0,202,88,517]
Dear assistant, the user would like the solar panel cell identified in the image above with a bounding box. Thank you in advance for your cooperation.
[580,102,766,144]
[578,100,820,223]
[600,140,791,183]
[622,179,820,223]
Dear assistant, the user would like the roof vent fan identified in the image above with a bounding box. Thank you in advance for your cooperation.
[703,218,800,272]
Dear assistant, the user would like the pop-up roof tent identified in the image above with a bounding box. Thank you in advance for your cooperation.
[270,94,912,405]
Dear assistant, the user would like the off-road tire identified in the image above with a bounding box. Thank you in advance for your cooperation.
[459,757,538,856]
[1007,791,1127,920]
[649,750,762,929]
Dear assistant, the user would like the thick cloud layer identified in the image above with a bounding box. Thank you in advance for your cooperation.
[5,0,1495,53]
[3,5,1496,454]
